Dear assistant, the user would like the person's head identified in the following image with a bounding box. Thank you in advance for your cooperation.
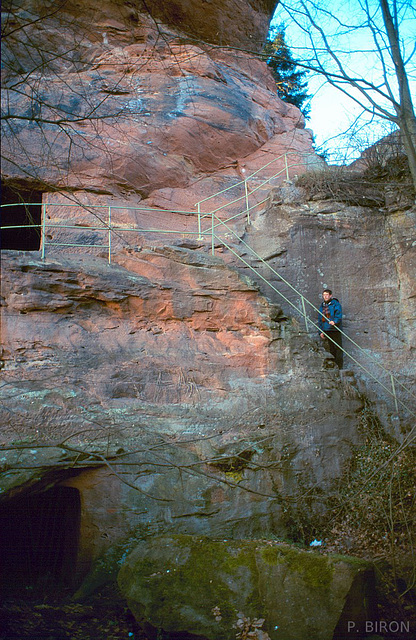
[322,289,332,302]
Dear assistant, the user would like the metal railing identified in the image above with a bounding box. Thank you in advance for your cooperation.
[207,211,416,422]
[1,152,415,422]
[1,202,200,263]
[1,152,301,262]
[195,152,302,245]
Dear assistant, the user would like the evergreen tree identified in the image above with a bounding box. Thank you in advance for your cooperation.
[263,27,310,118]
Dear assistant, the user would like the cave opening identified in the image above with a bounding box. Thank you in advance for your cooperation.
[0,183,43,250]
[0,486,81,598]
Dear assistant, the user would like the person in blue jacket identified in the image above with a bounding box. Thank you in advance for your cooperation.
[318,289,343,369]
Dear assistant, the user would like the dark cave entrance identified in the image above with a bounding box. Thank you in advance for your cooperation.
[0,183,43,250]
[0,486,81,598]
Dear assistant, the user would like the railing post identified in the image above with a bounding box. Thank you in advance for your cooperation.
[211,211,215,256]
[244,179,250,224]
[41,202,47,261]
[285,154,289,181]
[301,296,308,331]
[390,374,399,414]
[197,202,202,240]
[108,206,112,264]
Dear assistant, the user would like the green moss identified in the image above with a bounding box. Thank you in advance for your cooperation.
[134,537,236,629]
[279,546,333,591]
[261,544,335,592]
[119,536,377,639]
[210,449,255,474]
[260,546,280,565]
[123,536,269,634]
[327,553,370,568]
[224,470,244,483]
[224,544,263,614]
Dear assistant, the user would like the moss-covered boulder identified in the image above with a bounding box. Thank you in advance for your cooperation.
[117,535,376,640]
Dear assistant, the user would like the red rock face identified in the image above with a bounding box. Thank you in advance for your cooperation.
[133,0,278,50]
[0,246,364,588]
[0,248,274,425]
[1,0,316,198]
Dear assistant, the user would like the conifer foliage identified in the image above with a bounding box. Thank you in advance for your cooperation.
[263,27,310,117]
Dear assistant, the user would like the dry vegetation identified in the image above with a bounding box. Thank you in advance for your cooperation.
[282,399,416,634]
[296,149,415,209]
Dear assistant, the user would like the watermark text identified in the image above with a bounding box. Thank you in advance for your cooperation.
[347,620,411,634]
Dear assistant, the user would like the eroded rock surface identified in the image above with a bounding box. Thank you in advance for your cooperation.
[2,0,316,197]
[1,0,414,625]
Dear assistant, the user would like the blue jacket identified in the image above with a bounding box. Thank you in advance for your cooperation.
[318,298,342,332]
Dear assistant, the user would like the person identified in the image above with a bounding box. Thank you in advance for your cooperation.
[318,289,343,369]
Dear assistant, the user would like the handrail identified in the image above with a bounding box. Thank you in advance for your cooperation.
[194,150,300,207]
[195,156,306,238]
[195,156,306,229]
[192,157,416,410]
[209,214,416,402]
[0,202,197,215]
[220,237,415,416]
[1,150,414,419]
[208,213,416,419]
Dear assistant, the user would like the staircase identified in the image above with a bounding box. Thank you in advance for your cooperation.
[202,210,416,422]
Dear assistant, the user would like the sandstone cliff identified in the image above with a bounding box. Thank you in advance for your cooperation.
[1,0,415,633]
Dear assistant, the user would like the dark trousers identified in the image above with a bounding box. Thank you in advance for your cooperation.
[324,330,343,369]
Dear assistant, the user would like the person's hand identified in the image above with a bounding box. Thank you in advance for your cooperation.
[320,332,325,339]
[329,320,335,326]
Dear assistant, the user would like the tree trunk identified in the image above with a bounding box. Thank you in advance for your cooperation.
[379,0,416,191]
[398,113,416,194]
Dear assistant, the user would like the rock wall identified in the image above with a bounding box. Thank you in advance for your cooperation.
[0,247,363,595]
[233,186,416,426]
[1,0,415,628]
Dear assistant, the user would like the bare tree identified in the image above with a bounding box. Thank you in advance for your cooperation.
[277,0,416,188]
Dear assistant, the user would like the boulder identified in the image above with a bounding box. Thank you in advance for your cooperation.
[118,534,377,640]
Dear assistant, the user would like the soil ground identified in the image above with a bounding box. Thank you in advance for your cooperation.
[0,586,150,640]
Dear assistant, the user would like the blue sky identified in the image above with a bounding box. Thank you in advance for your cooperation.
[271,0,416,163]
